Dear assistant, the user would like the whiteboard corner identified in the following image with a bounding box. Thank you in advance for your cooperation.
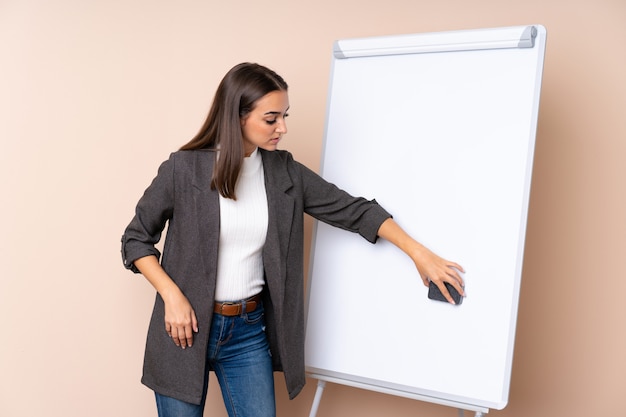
[494,399,509,410]
[333,40,347,59]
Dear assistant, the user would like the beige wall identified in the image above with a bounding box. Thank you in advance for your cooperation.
[1,1,624,416]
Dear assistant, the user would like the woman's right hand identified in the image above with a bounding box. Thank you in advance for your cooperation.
[162,289,199,349]
[133,255,199,349]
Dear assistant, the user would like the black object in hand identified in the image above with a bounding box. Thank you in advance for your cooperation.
[428,281,463,305]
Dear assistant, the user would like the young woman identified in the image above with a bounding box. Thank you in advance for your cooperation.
[121,62,464,417]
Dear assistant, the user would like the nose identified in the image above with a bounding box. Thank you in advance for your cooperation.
[276,118,288,134]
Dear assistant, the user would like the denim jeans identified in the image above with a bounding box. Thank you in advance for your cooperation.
[155,301,276,417]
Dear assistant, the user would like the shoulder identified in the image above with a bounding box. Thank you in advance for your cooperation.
[149,150,215,187]
[260,149,301,173]
[262,149,316,172]
[261,148,313,176]
[260,149,295,164]
[163,149,216,171]
[170,149,216,162]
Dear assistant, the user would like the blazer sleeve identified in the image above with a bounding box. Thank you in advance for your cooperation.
[121,154,176,273]
[297,160,392,243]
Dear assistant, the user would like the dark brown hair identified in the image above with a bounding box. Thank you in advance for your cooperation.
[180,62,288,200]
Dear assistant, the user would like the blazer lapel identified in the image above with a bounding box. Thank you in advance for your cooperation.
[261,150,295,307]
[191,151,220,298]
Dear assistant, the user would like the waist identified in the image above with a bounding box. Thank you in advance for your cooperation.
[213,293,262,317]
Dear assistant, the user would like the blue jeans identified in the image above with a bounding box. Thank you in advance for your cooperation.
[155,302,276,417]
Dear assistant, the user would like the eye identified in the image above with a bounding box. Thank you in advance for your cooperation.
[265,113,288,125]
[265,112,289,125]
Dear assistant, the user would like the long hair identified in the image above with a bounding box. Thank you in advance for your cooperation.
[180,63,288,200]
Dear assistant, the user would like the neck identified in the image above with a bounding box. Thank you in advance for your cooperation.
[244,147,258,157]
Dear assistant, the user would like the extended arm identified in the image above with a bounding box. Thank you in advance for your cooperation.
[377,218,465,304]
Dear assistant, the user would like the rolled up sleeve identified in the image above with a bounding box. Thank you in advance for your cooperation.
[121,154,176,273]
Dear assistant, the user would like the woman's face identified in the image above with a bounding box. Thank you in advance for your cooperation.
[241,90,289,156]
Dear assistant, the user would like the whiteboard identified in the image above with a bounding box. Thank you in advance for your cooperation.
[305,25,546,412]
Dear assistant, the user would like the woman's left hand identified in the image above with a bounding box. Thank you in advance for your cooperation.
[409,244,465,304]
[377,218,465,304]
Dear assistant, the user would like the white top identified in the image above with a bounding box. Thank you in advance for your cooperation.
[215,147,268,301]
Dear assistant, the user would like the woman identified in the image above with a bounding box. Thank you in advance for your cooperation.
[121,62,464,417]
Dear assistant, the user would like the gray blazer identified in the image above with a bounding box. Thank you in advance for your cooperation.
[121,149,391,404]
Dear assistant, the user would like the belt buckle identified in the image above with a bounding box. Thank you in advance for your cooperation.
[220,301,238,315]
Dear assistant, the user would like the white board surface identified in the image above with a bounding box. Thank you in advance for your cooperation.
[305,25,546,412]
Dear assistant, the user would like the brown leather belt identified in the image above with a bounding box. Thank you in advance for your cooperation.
[213,294,262,316]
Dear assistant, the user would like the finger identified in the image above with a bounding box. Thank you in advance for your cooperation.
[172,327,185,347]
[191,309,199,333]
[165,323,172,337]
[437,283,457,305]
[170,328,181,347]
[447,261,465,273]
[447,279,465,298]
[445,264,465,288]
[446,272,465,294]
[178,327,188,349]
[184,325,194,348]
